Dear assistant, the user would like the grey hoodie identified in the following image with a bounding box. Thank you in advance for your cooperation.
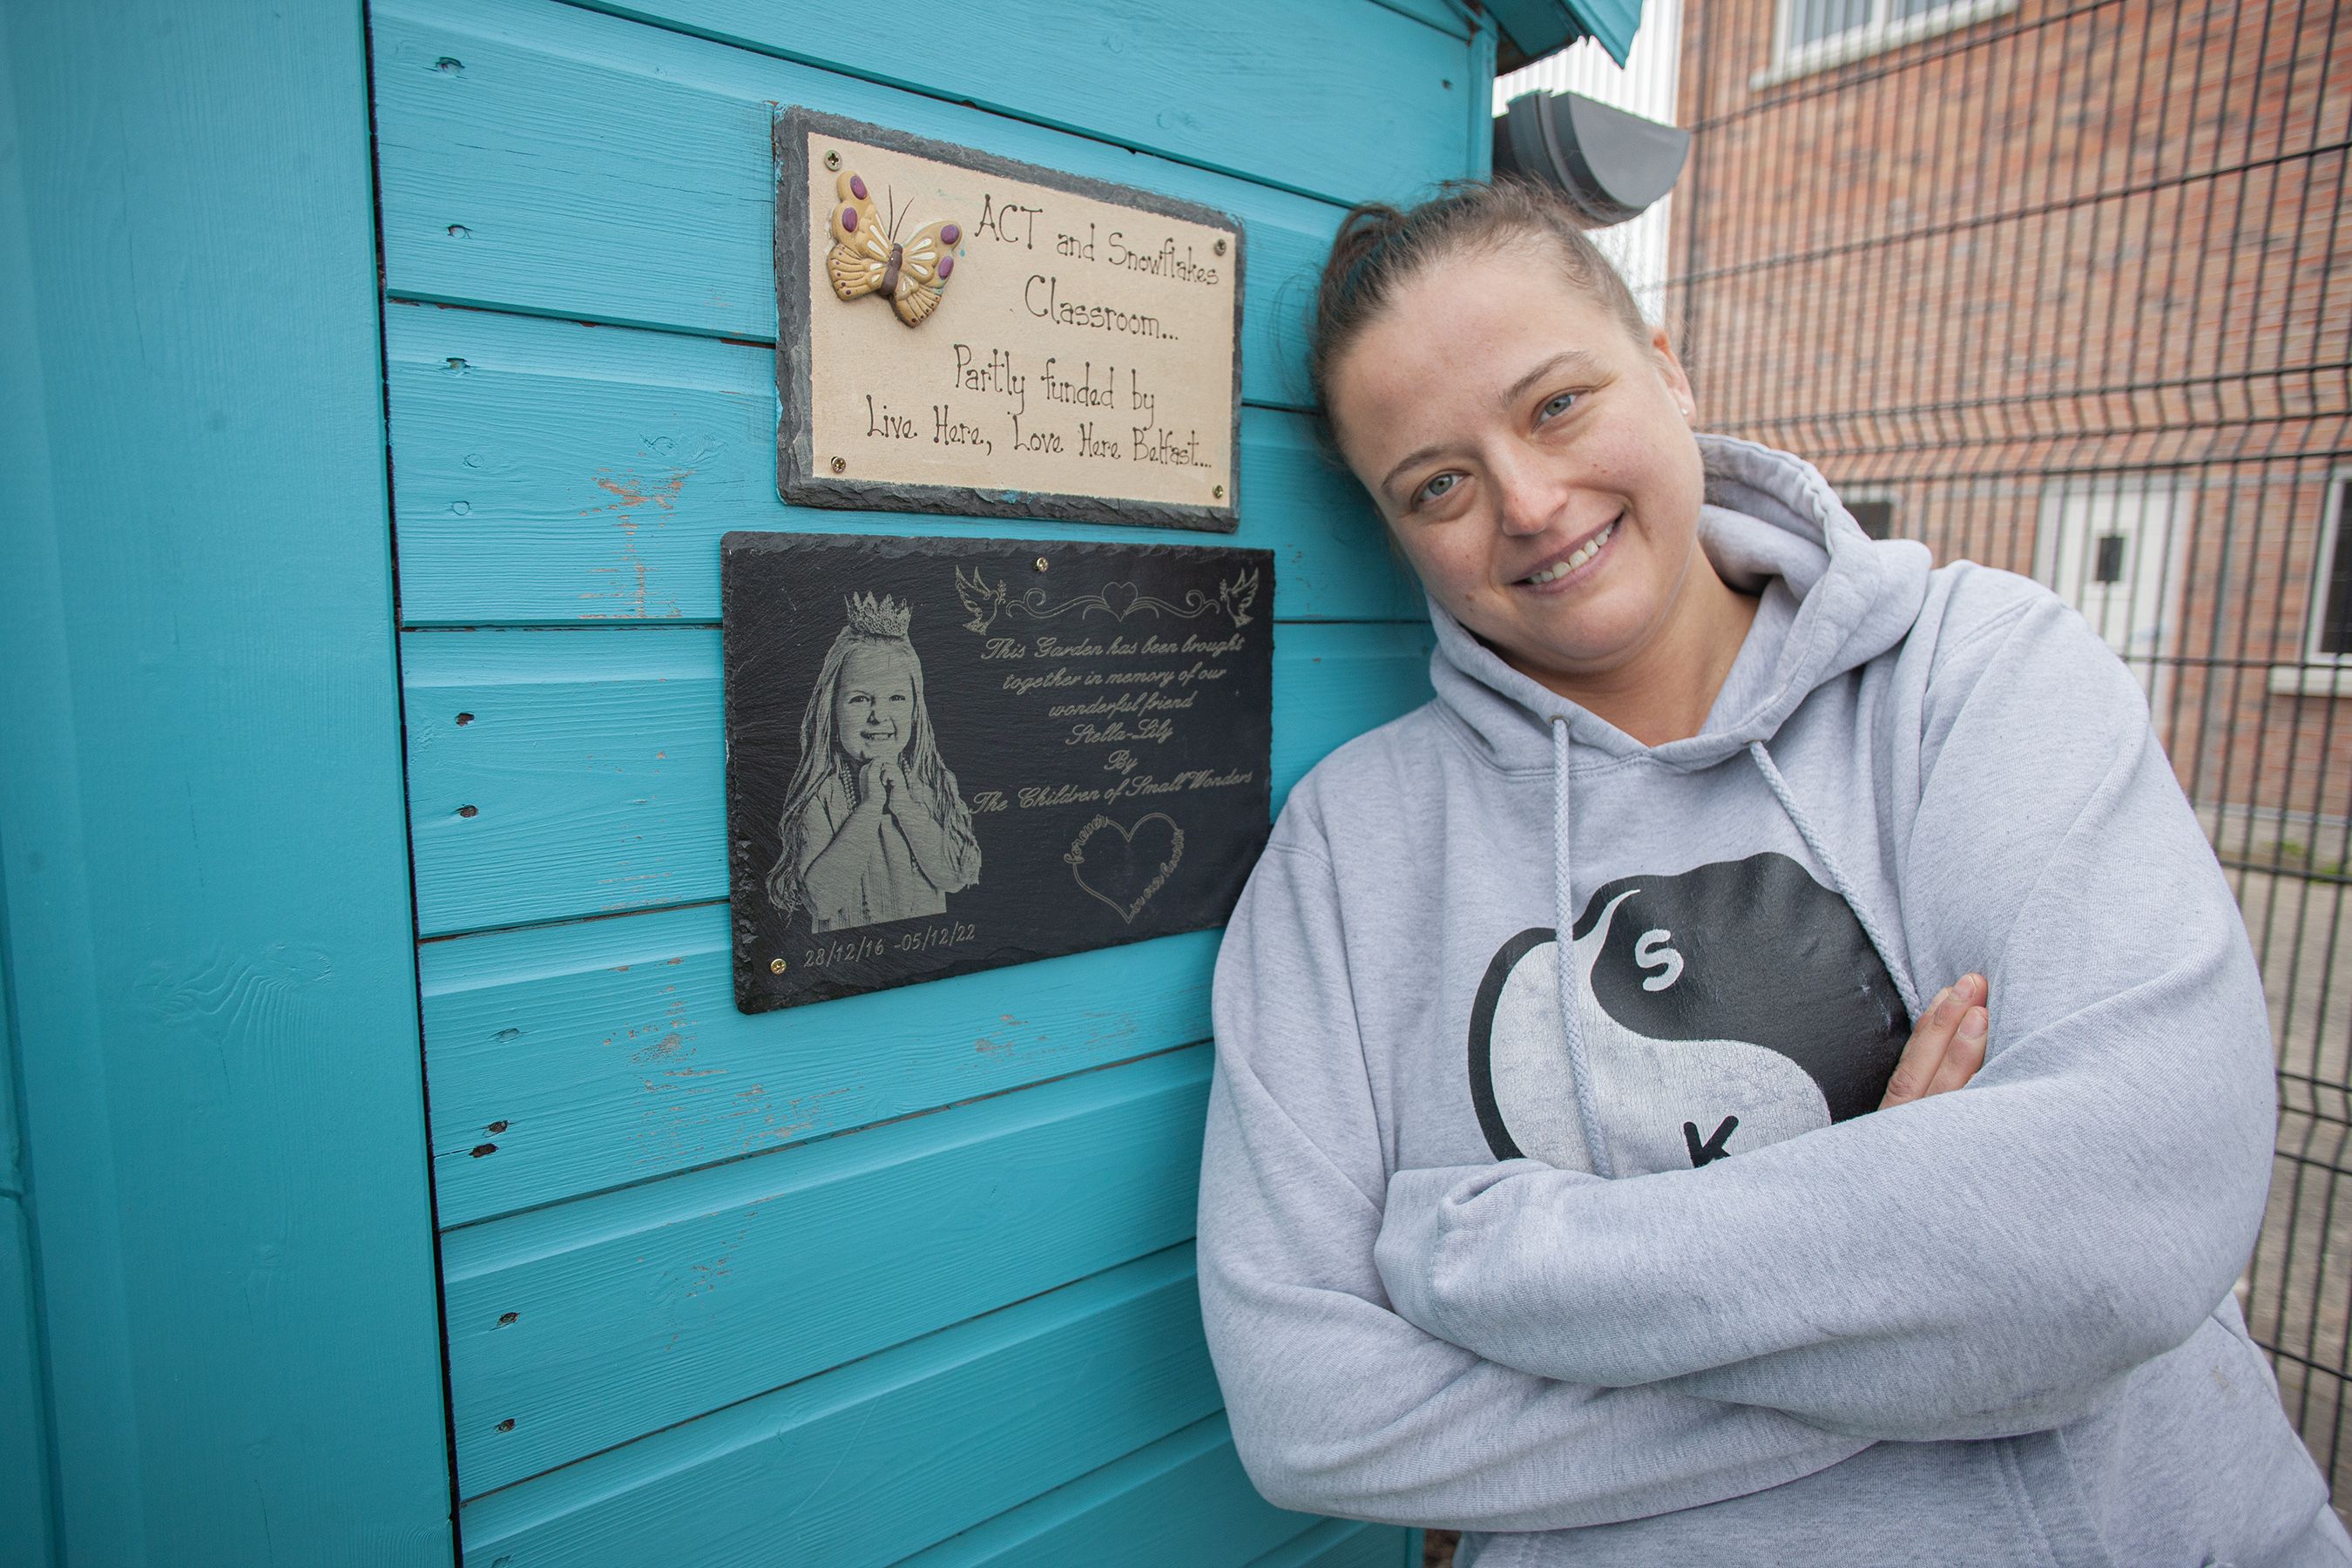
[1197,436,2351,1566]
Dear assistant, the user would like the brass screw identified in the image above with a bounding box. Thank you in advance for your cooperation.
[824,150,841,171]
[1213,239,1227,256]
[1033,556,1050,571]
[829,456,846,474]
[769,956,787,975]
[1213,484,1226,499]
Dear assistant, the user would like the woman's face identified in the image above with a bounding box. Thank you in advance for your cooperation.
[835,643,916,765]
[1327,240,1707,691]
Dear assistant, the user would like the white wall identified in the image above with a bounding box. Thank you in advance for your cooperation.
[1494,0,1684,321]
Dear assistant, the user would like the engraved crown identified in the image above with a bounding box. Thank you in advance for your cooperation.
[845,591,913,639]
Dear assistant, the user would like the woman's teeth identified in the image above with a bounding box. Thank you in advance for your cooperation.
[1524,520,1617,585]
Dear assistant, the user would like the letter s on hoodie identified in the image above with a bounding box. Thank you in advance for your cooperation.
[1470,852,1909,1176]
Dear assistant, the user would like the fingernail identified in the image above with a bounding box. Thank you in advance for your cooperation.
[1959,1007,1987,1038]
[1965,972,1986,998]
[1930,985,1953,1012]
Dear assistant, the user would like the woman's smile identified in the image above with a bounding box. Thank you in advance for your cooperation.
[1514,512,1621,592]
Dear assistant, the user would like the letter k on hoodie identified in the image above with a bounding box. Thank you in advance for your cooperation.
[1197,435,2350,1566]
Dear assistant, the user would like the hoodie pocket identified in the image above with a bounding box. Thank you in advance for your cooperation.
[2051,1315,2338,1565]
[2002,1432,2120,1568]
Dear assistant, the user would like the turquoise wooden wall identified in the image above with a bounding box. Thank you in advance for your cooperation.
[0,3,454,1565]
[4,0,1531,1561]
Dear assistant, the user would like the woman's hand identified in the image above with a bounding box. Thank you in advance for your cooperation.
[1879,973,1988,1109]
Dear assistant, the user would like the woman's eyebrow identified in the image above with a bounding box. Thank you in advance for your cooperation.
[1502,349,1603,406]
[1379,443,1455,497]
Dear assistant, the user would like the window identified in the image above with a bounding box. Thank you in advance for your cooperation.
[2303,471,2352,663]
[2093,532,2128,585]
[2268,470,2352,696]
[1760,0,2017,86]
[1835,488,1896,540]
[1845,496,1896,541]
[2033,476,2186,706]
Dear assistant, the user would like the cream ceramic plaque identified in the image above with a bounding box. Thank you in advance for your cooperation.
[774,108,1242,532]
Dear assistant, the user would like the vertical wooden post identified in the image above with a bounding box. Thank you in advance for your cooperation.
[0,3,453,1564]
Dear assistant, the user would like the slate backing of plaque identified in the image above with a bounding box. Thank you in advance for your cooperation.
[724,532,1274,1012]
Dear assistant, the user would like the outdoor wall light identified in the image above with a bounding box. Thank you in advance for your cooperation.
[1492,90,1691,226]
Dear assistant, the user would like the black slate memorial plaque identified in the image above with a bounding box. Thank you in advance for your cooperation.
[723,532,1274,1012]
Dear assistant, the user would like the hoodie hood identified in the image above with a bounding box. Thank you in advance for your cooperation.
[1428,433,1934,774]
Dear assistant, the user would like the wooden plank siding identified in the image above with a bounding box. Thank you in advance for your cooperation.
[371,0,1410,402]
[459,1245,1221,1564]
[551,0,1475,205]
[1250,1519,1426,1568]
[443,1046,1213,1493]
[372,0,1471,1556]
[893,1414,1315,1566]
[401,619,1431,936]
[420,909,1220,1227]
[381,307,1422,626]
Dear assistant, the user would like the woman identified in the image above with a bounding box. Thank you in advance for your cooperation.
[767,591,980,932]
[1196,181,2348,1565]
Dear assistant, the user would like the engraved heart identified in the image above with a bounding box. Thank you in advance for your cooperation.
[1064,812,1186,924]
[1098,581,1141,621]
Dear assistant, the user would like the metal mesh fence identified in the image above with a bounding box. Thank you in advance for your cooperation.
[1669,0,2350,1500]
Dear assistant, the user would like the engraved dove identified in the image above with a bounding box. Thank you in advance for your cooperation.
[954,565,1007,634]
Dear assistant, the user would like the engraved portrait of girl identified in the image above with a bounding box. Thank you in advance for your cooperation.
[766,592,982,932]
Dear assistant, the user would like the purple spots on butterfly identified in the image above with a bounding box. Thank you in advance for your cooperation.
[824,166,957,326]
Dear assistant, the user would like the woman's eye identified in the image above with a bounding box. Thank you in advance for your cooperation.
[1413,472,1461,507]
[1538,390,1579,423]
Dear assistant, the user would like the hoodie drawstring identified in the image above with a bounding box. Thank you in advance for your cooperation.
[1551,717,1618,1180]
[1747,739,1922,1019]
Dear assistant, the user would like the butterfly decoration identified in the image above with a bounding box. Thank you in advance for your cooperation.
[826,169,960,327]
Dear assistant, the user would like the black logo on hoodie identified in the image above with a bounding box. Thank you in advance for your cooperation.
[1467,852,1909,1175]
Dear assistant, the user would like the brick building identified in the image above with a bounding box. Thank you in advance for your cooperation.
[1647,0,2352,1495]
[1666,0,2348,841]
